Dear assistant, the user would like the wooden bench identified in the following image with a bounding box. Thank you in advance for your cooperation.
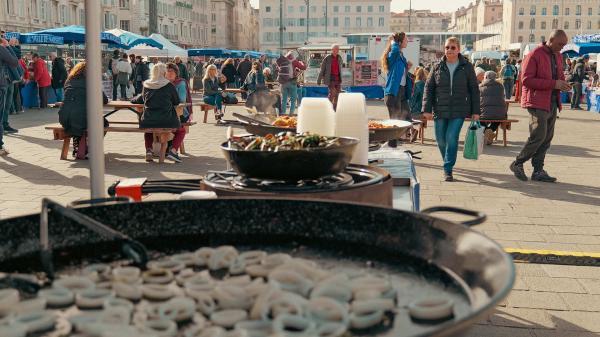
[108,121,197,154]
[45,126,177,163]
[417,117,519,147]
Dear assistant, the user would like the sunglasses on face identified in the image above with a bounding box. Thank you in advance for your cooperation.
[445,46,457,50]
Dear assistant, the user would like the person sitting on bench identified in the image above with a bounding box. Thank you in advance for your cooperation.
[58,61,109,159]
[131,63,183,163]
[479,71,507,145]
[202,64,223,119]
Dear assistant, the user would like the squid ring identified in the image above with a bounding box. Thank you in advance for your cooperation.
[262,253,291,269]
[0,289,20,314]
[408,298,454,321]
[147,260,186,274]
[234,320,272,337]
[212,285,252,310]
[269,269,314,297]
[103,297,135,314]
[39,287,74,307]
[245,265,271,278]
[208,246,239,270]
[82,263,112,282]
[210,309,248,328]
[350,276,392,294]
[175,269,197,287]
[113,282,142,301]
[222,275,252,287]
[142,284,174,301]
[239,250,267,266]
[75,288,112,309]
[142,268,174,284]
[141,318,177,337]
[159,297,196,322]
[0,322,27,337]
[351,298,395,314]
[228,257,246,275]
[15,310,57,334]
[186,326,225,337]
[53,276,95,293]
[112,267,141,284]
[171,253,202,267]
[194,247,215,266]
[310,282,352,303]
[353,289,382,301]
[261,292,307,320]
[349,310,384,329]
[272,314,317,337]
[307,297,349,324]
[316,322,348,337]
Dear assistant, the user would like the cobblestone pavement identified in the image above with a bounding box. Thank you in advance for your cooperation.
[1,100,599,336]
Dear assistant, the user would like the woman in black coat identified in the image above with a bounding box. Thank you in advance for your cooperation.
[131,62,181,163]
[422,37,480,182]
[221,58,238,88]
[479,71,507,145]
[58,62,108,158]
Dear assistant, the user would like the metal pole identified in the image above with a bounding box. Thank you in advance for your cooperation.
[408,0,411,32]
[325,0,328,36]
[306,0,309,42]
[85,0,106,199]
[279,0,283,51]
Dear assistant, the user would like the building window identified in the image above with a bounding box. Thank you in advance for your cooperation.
[564,8,569,15]
[333,17,338,26]
[529,34,535,42]
[588,21,592,29]
[367,17,373,27]
[379,17,384,27]
[564,21,569,29]
[589,7,593,15]
[288,6,293,13]
[530,6,535,15]
[529,18,535,29]
[368,6,373,12]
[311,6,316,12]
[119,0,129,9]
[576,5,581,15]
[541,35,545,42]
[552,19,558,29]
[518,21,523,29]
[120,20,130,31]
[345,6,350,12]
[518,36,523,43]
[379,5,385,12]
[553,5,559,15]
[265,6,270,12]
[344,17,350,27]
[333,6,338,12]
[356,6,361,13]
[575,19,581,29]
[541,7,546,16]
[299,18,305,26]
[356,17,361,26]
[518,7,524,15]
[541,21,546,29]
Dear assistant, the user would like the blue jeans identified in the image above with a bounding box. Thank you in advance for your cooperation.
[434,118,465,174]
[0,86,7,147]
[503,79,514,99]
[281,82,298,115]
[296,86,303,106]
[54,87,64,102]
[203,94,222,110]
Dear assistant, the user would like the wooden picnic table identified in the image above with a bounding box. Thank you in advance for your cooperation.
[105,101,191,117]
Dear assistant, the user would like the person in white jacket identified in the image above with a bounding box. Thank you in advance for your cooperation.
[116,53,132,100]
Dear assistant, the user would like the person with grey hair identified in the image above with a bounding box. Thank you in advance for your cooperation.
[475,67,486,83]
[479,71,506,145]
[237,54,253,100]
[317,44,343,109]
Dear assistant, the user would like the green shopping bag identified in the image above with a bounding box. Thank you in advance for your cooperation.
[463,121,483,160]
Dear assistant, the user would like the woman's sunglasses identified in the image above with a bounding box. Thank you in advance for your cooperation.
[445,46,457,50]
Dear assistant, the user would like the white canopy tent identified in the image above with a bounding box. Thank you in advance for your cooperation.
[129,33,187,60]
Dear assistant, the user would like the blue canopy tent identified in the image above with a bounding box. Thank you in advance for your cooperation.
[561,43,600,57]
[573,34,600,44]
[105,28,163,49]
[188,48,232,57]
[5,32,64,45]
[31,25,124,47]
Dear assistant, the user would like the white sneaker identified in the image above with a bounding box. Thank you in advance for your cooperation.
[0,147,9,156]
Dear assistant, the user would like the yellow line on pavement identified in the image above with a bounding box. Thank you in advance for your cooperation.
[505,248,600,258]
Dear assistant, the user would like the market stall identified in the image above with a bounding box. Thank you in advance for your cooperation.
[105,29,163,50]
[129,33,186,60]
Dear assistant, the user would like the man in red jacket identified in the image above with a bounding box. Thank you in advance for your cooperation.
[31,53,51,108]
[510,30,571,182]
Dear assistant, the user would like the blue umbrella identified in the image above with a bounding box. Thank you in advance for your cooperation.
[106,28,163,49]
[32,25,123,47]
[5,32,64,45]
[188,48,232,57]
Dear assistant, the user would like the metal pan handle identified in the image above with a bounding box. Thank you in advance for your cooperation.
[421,206,486,227]
[69,197,134,208]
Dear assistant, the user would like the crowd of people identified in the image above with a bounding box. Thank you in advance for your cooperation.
[381,29,576,183]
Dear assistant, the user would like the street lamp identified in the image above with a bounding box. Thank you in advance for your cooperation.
[279,0,284,51]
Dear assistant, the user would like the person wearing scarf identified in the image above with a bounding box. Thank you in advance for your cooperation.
[131,62,183,163]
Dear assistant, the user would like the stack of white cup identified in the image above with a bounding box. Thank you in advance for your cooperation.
[297,98,335,137]
[335,93,368,165]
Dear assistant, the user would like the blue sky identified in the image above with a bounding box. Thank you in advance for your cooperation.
[249,0,474,13]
